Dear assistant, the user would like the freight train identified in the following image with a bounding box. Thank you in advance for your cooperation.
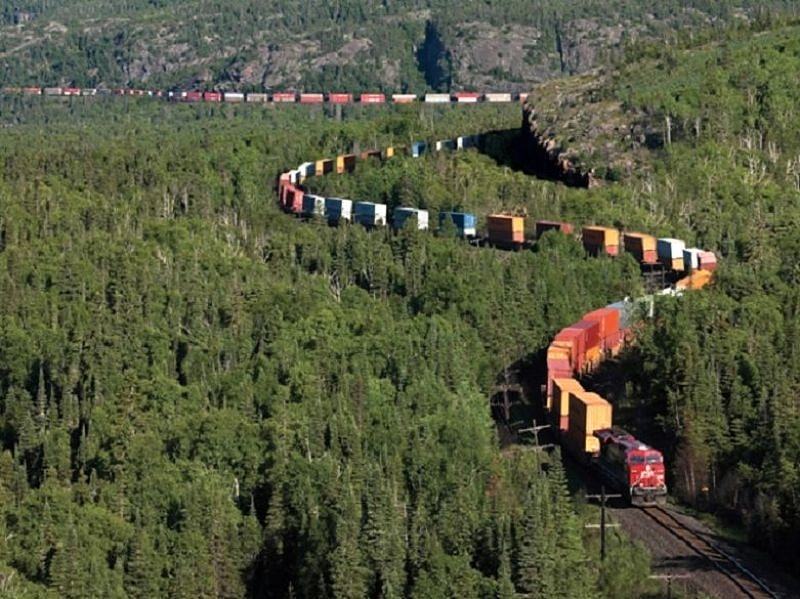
[0,86,529,105]
[277,134,717,506]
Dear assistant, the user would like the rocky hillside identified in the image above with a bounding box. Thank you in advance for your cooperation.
[0,0,791,90]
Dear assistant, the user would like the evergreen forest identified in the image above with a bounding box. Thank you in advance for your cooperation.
[1,17,800,599]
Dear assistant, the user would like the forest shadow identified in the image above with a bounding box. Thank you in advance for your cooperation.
[476,128,590,187]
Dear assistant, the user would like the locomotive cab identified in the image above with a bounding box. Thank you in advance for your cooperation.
[594,428,667,506]
[625,448,667,506]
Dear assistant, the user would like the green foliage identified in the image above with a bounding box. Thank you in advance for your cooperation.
[0,98,641,596]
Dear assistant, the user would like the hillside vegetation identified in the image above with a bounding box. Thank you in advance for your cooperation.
[0,101,652,597]
[0,0,797,91]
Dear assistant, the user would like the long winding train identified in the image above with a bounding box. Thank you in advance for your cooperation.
[276,135,717,507]
[1,86,529,104]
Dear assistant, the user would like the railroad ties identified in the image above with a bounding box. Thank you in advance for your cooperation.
[640,506,778,599]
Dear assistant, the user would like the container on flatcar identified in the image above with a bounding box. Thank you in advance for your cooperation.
[287,169,300,184]
[682,248,702,271]
[272,92,297,103]
[336,154,357,174]
[392,94,417,103]
[302,194,326,217]
[453,92,480,103]
[435,139,456,151]
[325,198,353,223]
[354,202,388,227]
[328,93,353,104]
[203,91,222,102]
[63,87,81,96]
[546,346,573,403]
[281,185,304,214]
[411,141,427,158]
[439,212,477,237]
[572,320,602,359]
[297,162,316,181]
[81,88,97,96]
[486,214,525,246]
[657,238,686,271]
[552,327,586,372]
[456,135,476,150]
[552,378,584,431]
[676,270,712,291]
[535,220,574,238]
[224,92,245,102]
[623,232,658,264]
[361,149,382,161]
[424,93,451,103]
[300,93,324,104]
[582,307,620,345]
[484,92,512,102]
[582,226,620,256]
[566,392,612,455]
[359,93,386,104]
[698,250,717,271]
[393,207,429,230]
[385,145,406,158]
[246,93,268,103]
[315,159,335,176]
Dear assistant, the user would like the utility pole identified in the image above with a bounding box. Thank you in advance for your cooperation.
[518,420,553,450]
[586,486,622,560]
[649,573,690,599]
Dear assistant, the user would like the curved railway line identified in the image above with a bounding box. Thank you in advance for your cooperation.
[4,84,794,598]
[640,506,779,599]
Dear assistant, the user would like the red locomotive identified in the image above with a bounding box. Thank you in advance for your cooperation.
[593,428,667,506]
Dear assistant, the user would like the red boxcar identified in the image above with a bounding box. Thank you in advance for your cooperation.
[23,87,42,95]
[359,93,386,104]
[553,328,586,373]
[300,93,324,104]
[573,320,601,351]
[203,91,222,102]
[454,92,480,103]
[63,87,81,96]
[582,308,620,345]
[185,91,203,102]
[272,92,296,103]
[328,93,353,104]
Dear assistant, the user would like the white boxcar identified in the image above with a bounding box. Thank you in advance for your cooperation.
[354,202,388,227]
[435,140,456,151]
[224,92,245,102]
[297,162,316,181]
[302,194,326,217]
[484,93,512,102]
[245,93,268,103]
[456,135,477,150]
[324,198,353,223]
[392,94,417,103]
[682,248,702,271]
[424,93,451,103]
[393,207,429,230]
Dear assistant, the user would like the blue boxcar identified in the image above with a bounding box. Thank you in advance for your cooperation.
[439,211,478,237]
[354,201,388,226]
[302,194,326,217]
[411,141,427,158]
[324,197,353,223]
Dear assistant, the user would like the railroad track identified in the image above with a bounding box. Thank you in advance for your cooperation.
[640,506,779,599]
